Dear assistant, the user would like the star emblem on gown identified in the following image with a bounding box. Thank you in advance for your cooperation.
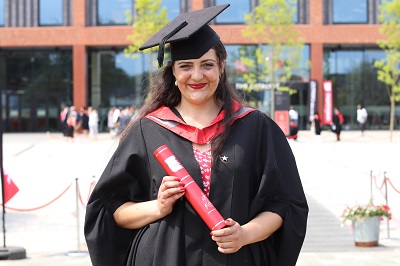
[220,155,228,162]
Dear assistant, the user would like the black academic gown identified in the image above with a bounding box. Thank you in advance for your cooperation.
[331,114,342,135]
[84,109,308,266]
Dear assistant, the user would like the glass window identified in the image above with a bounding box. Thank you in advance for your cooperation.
[94,50,149,109]
[1,50,72,132]
[39,0,63,26]
[97,0,132,25]
[290,0,299,23]
[0,0,4,26]
[225,44,310,85]
[379,0,395,23]
[332,0,368,24]
[215,0,250,24]
[225,44,310,120]
[324,47,391,129]
[161,0,180,21]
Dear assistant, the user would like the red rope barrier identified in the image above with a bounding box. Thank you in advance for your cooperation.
[1,182,73,212]
[379,178,386,190]
[78,188,85,208]
[373,174,400,195]
[373,175,386,190]
[386,178,400,194]
[78,181,96,208]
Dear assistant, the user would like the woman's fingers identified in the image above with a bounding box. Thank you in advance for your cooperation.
[159,176,184,195]
[210,218,244,254]
[157,176,185,216]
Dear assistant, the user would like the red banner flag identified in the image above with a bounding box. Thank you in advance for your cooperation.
[3,173,19,204]
[323,80,333,125]
[275,110,290,136]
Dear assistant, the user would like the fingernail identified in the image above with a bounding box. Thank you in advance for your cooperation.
[180,186,185,191]
[174,177,180,181]
[210,231,213,236]
[179,182,185,186]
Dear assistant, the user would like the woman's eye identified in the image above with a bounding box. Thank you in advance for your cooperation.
[203,63,215,68]
[179,64,191,69]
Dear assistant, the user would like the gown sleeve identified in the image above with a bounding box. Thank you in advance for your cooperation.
[254,114,308,266]
[84,120,152,266]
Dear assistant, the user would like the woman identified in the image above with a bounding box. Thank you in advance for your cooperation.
[65,106,77,141]
[84,5,308,266]
[88,107,99,139]
[79,106,89,137]
[356,104,368,136]
[331,107,344,141]
[314,112,323,136]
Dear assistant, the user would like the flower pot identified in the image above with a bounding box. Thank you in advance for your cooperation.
[352,216,381,247]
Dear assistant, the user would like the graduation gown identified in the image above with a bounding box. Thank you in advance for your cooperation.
[84,107,308,266]
[331,113,344,135]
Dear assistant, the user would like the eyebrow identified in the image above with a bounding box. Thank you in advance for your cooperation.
[176,59,217,65]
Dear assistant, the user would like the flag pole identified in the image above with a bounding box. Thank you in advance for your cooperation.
[1,146,4,248]
[1,85,6,248]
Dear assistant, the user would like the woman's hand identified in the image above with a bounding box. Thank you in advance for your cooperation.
[157,176,186,217]
[210,218,246,254]
[114,176,185,229]
[210,212,283,254]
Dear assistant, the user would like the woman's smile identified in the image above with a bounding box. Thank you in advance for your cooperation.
[189,83,207,90]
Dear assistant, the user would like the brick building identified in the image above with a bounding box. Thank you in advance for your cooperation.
[0,0,397,132]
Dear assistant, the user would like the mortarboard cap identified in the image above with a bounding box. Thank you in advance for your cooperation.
[139,4,230,67]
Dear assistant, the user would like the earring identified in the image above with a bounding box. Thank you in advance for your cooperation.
[174,80,178,86]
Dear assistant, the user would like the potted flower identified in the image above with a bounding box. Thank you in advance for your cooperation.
[341,200,391,247]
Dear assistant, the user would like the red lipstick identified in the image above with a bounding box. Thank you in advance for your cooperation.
[189,83,206,89]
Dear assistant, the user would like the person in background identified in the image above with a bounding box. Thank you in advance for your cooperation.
[116,106,132,136]
[289,106,299,126]
[65,106,78,142]
[88,107,99,140]
[313,112,323,137]
[84,5,308,266]
[107,106,116,138]
[287,106,299,140]
[287,121,298,140]
[111,106,122,137]
[79,106,90,138]
[59,105,69,139]
[357,104,368,136]
[331,107,344,141]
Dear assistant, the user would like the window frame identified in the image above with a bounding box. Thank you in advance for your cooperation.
[212,0,252,25]
[160,0,181,21]
[38,0,64,26]
[331,0,369,24]
[0,0,4,26]
[96,0,133,26]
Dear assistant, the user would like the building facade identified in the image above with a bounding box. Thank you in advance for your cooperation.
[0,0,398,132]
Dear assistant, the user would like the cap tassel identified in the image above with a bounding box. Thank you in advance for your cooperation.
[157,21,188,67]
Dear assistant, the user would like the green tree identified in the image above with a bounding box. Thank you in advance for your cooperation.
[124,0,168,88]
[374,0,400,141]
[241,0,306,117]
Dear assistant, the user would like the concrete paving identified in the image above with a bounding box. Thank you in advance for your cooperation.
[0,129,399,265]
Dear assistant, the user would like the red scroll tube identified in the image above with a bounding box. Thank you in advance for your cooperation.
[154,145,226,231]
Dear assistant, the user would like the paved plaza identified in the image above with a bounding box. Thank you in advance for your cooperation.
[1,129,400,265]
